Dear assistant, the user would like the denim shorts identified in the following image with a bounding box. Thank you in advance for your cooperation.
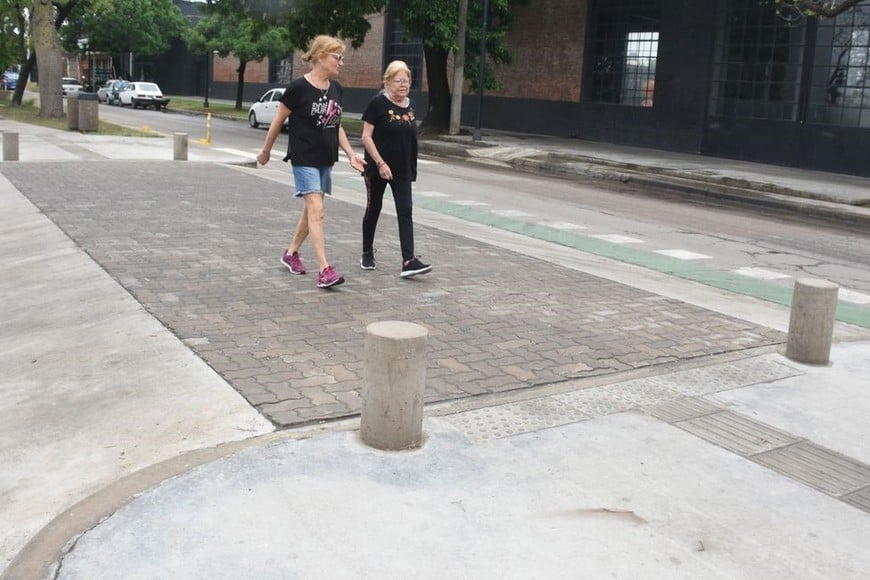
[291,165,333,197]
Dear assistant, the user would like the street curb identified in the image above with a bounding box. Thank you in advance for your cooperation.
[417,140,870,230]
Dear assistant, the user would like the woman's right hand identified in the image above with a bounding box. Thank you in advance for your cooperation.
[256,149,270,166]
[378,162,392,181]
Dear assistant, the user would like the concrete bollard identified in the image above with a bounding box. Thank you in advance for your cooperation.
[173,133,188,161]
[2,131,19,161]
[786,278,838,364]
[361,321,428,450]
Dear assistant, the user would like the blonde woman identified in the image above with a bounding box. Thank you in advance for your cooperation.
[359,60,431,278]
[257,35,366,288]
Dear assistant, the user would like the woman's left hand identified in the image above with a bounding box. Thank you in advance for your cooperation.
[349,154,366,173]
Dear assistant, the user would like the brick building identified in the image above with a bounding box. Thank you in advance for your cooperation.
[153,0,870,177]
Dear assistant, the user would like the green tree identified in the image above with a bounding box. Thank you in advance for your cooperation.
[193,0,522,131]
[779,0,865,17]
[392,0,518,134]
[0,1,27,74]
[61,0,188,57]
[188,0,295,110]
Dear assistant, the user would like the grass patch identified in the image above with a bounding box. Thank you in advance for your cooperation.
[0,97,158,137]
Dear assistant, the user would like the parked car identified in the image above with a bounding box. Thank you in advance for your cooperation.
[61,77,83,96]
[2,71,19,90]
[106,80,129,105]
[248,88,287,129]
[97,79,124,103]
[118,81,170,109]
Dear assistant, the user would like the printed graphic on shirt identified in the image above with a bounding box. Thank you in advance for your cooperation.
[312,96,341,129]
[388,107,415,124]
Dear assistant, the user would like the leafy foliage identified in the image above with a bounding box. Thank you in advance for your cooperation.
[773,0,865,21]
[0,0,26,72]
[61,0,188,56]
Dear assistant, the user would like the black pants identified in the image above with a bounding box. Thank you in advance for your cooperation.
[362,174,415,261]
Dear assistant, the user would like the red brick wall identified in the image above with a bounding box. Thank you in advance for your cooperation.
[490,0,587,101]
[286,15,389,91]
[213,56,269,83]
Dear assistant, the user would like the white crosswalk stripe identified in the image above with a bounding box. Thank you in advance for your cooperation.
[732,267,791,280]
[589,234,644,244]
[655,249,713,260]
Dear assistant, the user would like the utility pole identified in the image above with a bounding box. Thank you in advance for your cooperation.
[449,0,469,135]
[473,0,489,141]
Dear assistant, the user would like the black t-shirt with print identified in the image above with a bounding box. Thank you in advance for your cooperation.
[280,76,344,167]
[362,93,418,182]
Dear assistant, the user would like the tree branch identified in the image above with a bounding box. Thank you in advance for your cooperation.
[793,0,865,17]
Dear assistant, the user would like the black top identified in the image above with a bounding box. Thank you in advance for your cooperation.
[280,76,344,167]
[362,93,418,181]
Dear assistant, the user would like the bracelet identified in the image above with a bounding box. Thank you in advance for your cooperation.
[376,160,385,167]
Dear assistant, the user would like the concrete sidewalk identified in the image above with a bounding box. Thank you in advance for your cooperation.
[2,118,870,579]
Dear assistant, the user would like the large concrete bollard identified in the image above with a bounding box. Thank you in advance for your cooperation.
[173,133,188,161]
[786,278,838,364]
[361,321,428,450]
[2,131,19,161]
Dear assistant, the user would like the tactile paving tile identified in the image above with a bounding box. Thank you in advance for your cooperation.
[676,411,800,456]
[662,356,802,397]
[441,397,590,443]
[642,397,722,423]
[842,486,870,513]
[552,386,641,417]
[754,442,870,497]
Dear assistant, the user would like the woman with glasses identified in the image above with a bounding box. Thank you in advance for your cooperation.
[359,60,432,278]
[256,35,366,288]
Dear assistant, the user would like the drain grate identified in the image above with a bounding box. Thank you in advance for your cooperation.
[753,442,870,497]
[676,411,800,456]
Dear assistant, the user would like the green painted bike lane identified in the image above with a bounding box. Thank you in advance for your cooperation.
[413,195,870,330]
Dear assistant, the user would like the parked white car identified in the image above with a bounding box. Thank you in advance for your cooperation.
[97,79,124,103]
[61,77,83,96]
[248,88,287,129]
[118,81,170,109]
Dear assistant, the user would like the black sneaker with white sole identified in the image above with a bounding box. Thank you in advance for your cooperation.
[401,257,432,278]
[360,251,376,270]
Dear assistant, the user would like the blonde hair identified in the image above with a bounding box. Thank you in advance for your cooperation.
[382,60,412,88]
[302,35,346,63]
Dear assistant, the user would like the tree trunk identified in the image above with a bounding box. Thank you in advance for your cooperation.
[32,0,65,118]
[235,60,247,110]
[420,45,450,136]
[12,53,37,106]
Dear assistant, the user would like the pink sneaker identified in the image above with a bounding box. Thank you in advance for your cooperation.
[281,250,306,274]
[317,266,345,288]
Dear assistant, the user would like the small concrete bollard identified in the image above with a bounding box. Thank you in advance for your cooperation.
[786,278,839,365]
[2,131,19,161]
[173,133,188,161]
[361,321,428,451]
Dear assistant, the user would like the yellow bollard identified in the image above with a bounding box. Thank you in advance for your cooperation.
[198,113,212,145]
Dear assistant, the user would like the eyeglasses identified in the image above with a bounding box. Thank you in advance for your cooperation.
[392,78,411,86]
[327,53,345,63]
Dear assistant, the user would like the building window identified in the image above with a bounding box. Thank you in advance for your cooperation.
[709,0,804,121]
[809,4,870,127]
[585,0,661,107]
[270,58,292,85]
[385,15,423,87]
